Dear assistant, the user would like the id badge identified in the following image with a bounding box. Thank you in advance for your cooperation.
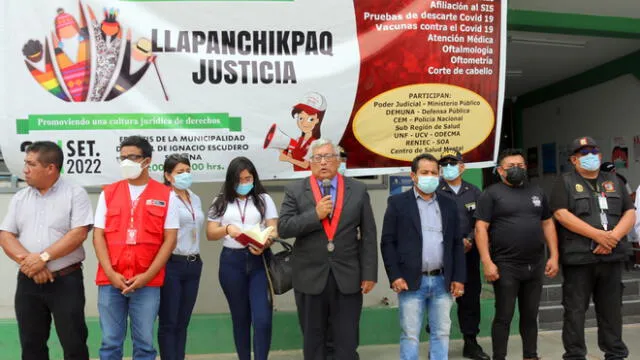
[126,228,138,245]
[598,195,608,210]
[600,212,609,231]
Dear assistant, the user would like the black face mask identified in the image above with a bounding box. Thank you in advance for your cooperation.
[505,167,526,186]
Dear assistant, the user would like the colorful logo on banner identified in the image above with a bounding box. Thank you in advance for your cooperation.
[21,2,168,103]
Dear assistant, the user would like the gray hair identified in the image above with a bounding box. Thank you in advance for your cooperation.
[305,138,339,161]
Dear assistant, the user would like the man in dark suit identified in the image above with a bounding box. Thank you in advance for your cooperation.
[381,153,466,360]
[279,138,378,360]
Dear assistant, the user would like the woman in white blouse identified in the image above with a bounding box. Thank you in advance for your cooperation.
[207,156,278,360]
[158,154,205,360]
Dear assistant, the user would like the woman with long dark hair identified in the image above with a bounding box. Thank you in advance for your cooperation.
[158,153,205,360]
[207,156,278,360]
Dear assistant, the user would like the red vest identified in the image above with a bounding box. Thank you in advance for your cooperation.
[95,179,171,287]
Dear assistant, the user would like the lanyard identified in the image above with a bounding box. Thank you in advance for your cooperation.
[177,194,196,223]
[177,192,199,244]
[309,175,344,241]
[236,198,249,224]
[130,197,141,227]
[583,178,609,230]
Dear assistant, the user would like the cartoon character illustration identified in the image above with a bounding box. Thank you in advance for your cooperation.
[275,92,327,171]
[87,6,123,101]
[21,38,70,101]
[51,6,92,102]
[104,29,168,101]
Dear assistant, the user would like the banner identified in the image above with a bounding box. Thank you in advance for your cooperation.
[0,0,506,185]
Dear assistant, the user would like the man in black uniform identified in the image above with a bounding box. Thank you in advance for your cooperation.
[475,148,559,360]
[550,136,634,360]
[436,150,488,360]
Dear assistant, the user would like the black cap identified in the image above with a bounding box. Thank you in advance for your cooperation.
[600,161,615,172]
[571,136,598,153]
[439,150,463,164]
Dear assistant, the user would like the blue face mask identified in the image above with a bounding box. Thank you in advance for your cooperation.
[236,182,254,196]
[338,162,347,175]
[173,172,192,190]
[442,164,460,181]
[417,176,439,194]
[579,153,601,171]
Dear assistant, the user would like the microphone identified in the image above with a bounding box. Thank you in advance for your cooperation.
[322,179,333,218]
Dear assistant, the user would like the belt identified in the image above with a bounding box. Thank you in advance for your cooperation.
[422,268,443,276]
[223,247,250,253]
[52,263,82,278]
[170,254,201,262]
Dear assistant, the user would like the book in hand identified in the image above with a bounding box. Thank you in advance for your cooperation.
[236,225,274,250]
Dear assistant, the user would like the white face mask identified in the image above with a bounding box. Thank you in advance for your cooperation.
[120,159,143,180]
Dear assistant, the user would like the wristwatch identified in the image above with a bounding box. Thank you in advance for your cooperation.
[39,251,51,263]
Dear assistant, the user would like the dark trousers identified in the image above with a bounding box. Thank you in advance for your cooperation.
[295,271,363,360]
[158,256,203,360]
[457,248,482,337]
[325,317,360,360]
[491,261,543,360]
[562,262,628,360]
[219,247,272,360]
[15,268,89,360]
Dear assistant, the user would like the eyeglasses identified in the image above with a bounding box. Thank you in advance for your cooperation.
[310,154,338,163]
[440,160,458,167]
[117,154,144,162]
[576,148,600,156]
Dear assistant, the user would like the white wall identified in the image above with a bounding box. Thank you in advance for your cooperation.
[522,74,640,194]
[0,180,396,319]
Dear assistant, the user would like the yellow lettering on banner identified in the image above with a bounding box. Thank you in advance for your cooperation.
[352,84,494,161]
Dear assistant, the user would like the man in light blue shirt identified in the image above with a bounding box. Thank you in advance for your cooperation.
[381,153,466,360]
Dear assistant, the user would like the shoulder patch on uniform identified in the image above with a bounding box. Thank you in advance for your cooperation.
[602,181,615,192]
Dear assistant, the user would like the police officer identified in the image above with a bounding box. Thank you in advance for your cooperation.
[550,136,635,360]
[436,150,489,360]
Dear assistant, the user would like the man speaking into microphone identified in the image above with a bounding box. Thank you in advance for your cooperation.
[279,138,378,360]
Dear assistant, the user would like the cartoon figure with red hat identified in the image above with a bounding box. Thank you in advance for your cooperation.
[51,5,92,102]
[276,92,327,171]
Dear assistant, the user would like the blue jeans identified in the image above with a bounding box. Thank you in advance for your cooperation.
[98,285,161,360]
[219,247,272,360]
[398,275,454,360]
[158,256,203,360]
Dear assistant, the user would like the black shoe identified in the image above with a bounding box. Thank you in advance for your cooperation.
[463,337,490,360]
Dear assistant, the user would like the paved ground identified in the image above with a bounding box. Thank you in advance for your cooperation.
[170,324,640,359]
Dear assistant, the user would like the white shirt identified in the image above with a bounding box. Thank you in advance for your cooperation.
[94,183,180,229]
[449,183,462,194]
[171,190,205,255]
[208,194,278,249]
[0,178,94,271]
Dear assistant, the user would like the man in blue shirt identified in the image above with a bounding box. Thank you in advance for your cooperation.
[381,153,466,360]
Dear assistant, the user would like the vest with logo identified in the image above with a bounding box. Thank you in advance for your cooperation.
[95,179,171,286]
[558,170,630,265]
